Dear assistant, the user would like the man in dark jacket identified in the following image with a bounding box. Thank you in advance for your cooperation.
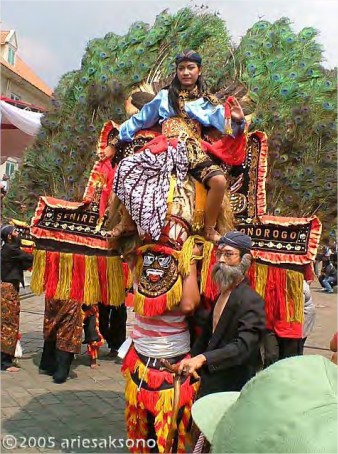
[1,225,33,371]
[178,231,265,396]
[319,253,337,293]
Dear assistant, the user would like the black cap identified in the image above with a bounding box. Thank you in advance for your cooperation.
[218,231,252,252]
[1,225,15,241]
[175,49,202,66]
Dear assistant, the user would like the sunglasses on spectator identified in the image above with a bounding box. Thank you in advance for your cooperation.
[216,250,240,259]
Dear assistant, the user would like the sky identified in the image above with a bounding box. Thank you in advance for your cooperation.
[2,0,338,90]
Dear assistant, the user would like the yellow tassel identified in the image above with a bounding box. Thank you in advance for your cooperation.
[134,359,149,383]
[225,117,233,135]
[126,267,133,290]
[255,263,268,298]
[178,235,205,278]
[134,255,144,282]
[125,372,138,407]
[133,291,146,315]
[166,276,183,311]
[192,211,204,231]
[167,176,177,217]
[155,387,174,413]
[83,256,101,304]
[30,249,46,295]
[54,252,73,300]
[107,256,125,306]
[286,270,304,323]
[200,240,214,294]
[155,408,172,453]
[192,181,206,231]
[217,190,235,234]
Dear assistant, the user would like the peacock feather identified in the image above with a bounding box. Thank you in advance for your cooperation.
[4,7,336,238]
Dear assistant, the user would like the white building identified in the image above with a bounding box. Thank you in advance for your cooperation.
[1,30,52,179]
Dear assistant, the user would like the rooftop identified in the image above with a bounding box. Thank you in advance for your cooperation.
[1,31,10,44]
[1,30,53,97]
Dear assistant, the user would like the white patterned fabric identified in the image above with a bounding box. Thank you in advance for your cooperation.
[132,311,190,358]
[114,142,189,240]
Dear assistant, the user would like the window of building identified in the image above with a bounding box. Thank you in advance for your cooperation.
[5,161,16,176]
[8,47,16,65]
[10,93,21,101]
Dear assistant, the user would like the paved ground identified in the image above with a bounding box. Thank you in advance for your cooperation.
[1,293,132,453]
[304,283,337,359]
[1,280,337,452]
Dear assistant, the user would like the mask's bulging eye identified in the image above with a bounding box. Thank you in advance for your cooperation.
[157,255,172,268]
[143,254,156,266]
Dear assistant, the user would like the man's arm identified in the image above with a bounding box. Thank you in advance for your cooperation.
[178,310,212,375]
[179,242,204,315]
[118,91,163,142]
[203,296,265,372]
[10,245,33,270]
[179,262,200,315]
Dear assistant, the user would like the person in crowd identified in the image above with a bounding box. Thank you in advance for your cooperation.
[0,173,10,193]
[82,304,104,368]
[39,298,83,384]
[330,331,337,365]
[98,302,127,360]
[177,231,265,452]
[319,252,337,293]
[301,280,316,351]
[1,225,33,371]
[109,49,245,242]
[178,231,265,394]
[314,247,324,277]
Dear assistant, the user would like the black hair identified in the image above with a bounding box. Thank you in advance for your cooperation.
[167,69,208,115]
[1,225,15,244]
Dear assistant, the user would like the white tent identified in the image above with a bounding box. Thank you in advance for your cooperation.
[0,99,43,160]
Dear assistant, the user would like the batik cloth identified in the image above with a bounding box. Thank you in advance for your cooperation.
[114,141,189,240]
[43,298,83,354]
[1,282,20,356]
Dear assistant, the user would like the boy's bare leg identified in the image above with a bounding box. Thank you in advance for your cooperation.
[204,175,226,242]
[90,357,100,369]
[88,344,100,369]
[110,205,136,238]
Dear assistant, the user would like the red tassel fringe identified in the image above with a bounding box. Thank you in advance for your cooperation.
[142,294,168,317]
[70,254,85,301]
[45,251,60,299]
[304,263,315,282]
[264,267,286,330]
[203,248,219,303]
